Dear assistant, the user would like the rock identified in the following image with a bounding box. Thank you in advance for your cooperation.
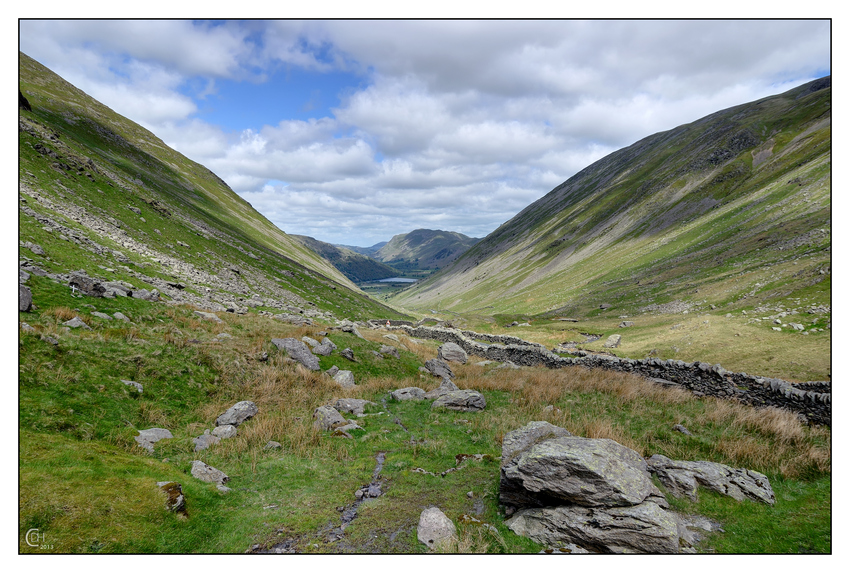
[501,422,573,468]
[417,507,457,551]
[333,370,356,388]
[121,379,143,393]
[193,430,221,452]
[20,322,35,332]
[19,285,32,312]
[113,312,130,322]
[340,322,365,339]
[603,334,621,348]
[132,288,160,302]
[69,271,106,297]
[194,310,223,323]
[340,348,356,361]
[391,387,426,401]
[431,390,486,412]
[424,358,454,379]
[619,321,634,328]
[271,338,320,370]
[135,428,173,454]
[301,336,320,348]
[379,344,400,359]
[424,378,460,399]
[63,316,91,329]
[264,441,282,450]
[506,501,680,554]
[212,424,238,439]
[215,401,258,427]
[313,405,347,431]
[157,481,187,516]
[325,365,340,378]
[312,342,335,356]
[672,424,692,435]
[190,460,229,485]
[789,323,805,331]
[334,398,375,416]
[384,334,400,342]
[91,311,113,321]
[25,241,45,255]
[438,342,468,364]
[646,454,775,505]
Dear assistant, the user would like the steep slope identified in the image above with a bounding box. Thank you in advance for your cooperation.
[292,235,397,283]
[19,52,407,320]
[392,78,830,317]
[374,229,481,272]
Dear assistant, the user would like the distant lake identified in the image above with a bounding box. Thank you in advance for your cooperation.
[377,277,417,283]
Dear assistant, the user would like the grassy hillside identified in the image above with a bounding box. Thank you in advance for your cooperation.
[292,235,397,283]
[19,51,407,322]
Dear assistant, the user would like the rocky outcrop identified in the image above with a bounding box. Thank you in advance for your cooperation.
[271,338,320,370]
[431,390,486,412]
[646,454,775,505]
[423,358,454,379]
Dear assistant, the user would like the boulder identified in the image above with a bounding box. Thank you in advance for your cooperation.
[333,370,356,389]
[157,481,187,515]
[212,424,238,439]
[301,336,320,348]
[506,501,680,554]
[271,338,320,370]
[646,454,775,505]
[391,387,426,401]
[417,507,457,551]
[619,321,634,328]
[500,421,573,468]
[193,430,221,452]
[190,460,229,485]
[63,316,91,329]
[135,428,173,454]
[603,334,621,348]
[431,390,486,412]
[91,311,113,321]
[424,378,460,399]
[379,344,400,359]
[113,312,130,322]
[19,285,32,312]
[501,435,665,508]
[438,342,468,364]
[264,441,282,450]
[215,401,258,427]
[312,342,335,356]
[313,405,347,431]
[69,271,105,297]
[121,379,143,393]
[194,310,223,323]
[340,348,356,361]
[333,398,376,416]
[424,358,454,379]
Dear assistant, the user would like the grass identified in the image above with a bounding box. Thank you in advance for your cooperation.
[19,275,831,553]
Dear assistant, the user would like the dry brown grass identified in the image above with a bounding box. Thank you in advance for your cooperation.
[42,306,80,322]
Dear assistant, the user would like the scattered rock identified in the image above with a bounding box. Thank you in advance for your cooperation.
[438,342,468,364]
[135,428,173,454]
[424,378,460,399]
[157,481,187,516]
[113,312,130,322]
[313,405,347,431]
[417,507,457,551]
[391,387,426,401]
[646,454,775,505]
[19,285,32,312]
[333,398,376,416]
[264,441,282,450]
[212,424,238,439]
[68,271,106,298]
[619,321,634,328]
[121,379,143,393]
[63,316,91,329]
[431,390,486,412]
[193,430,221,452]
[383,334,400,342]
[333,370,356,388]
[271,338,320,370]
[215,401,258,427]
[91,311,113,321]
[379,344,400,359]
[340,348,356,361]
[603,334,621,348]
[194,311,223,323]
[190,460,229,485]
[424,358,454,379]
[301,336,320,348]
[672,424,692,436]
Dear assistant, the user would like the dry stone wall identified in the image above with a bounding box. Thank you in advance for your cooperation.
[383,324,830,426]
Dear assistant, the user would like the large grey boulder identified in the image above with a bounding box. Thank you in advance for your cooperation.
[501,435,665,508]
[417,507,457,551]
[312,342,335,356]
[391,387,426,401]
[192,430,221,452]
[63,316,91,329]
[190,460,229,484]
[69,271,106,297]
[379,344,400,359]
[431,390,486,412]
[506,501,680,554]
[215,400,258,427]
[332,370,356,389]
[438,342,468,364]
[603,334,621,348]
[424,358,454,379]
[424,378,459,399]
[194,310,223,323]
[500,421,573,467]
[333,398,376,416]
[135,428,173,454]
[313,405,347,431]
[646,454,775,505]
[19,285,32,312]
[271,338,320,370]
[212,424,238,439]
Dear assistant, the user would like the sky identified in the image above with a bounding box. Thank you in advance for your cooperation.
[18,18,831,247]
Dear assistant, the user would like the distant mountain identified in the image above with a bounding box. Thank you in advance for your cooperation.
[293,236,397,283]
[373,229,480,272]
[336,242,388,257]
[392,78,831,317]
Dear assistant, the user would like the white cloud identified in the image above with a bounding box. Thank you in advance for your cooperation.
[18,19,830,246]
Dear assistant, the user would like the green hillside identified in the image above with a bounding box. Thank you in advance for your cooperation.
[292,235,397,283]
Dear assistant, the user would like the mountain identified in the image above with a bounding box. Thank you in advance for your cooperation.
[336,241,388,257]
[392,78,831,317]
[18,52,407,321]
[292,235,397,283]
[373,229,481,273]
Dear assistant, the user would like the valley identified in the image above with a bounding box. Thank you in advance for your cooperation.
[18,50,830,555]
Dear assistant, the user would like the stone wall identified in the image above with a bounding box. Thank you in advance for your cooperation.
[384,324,831,426]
